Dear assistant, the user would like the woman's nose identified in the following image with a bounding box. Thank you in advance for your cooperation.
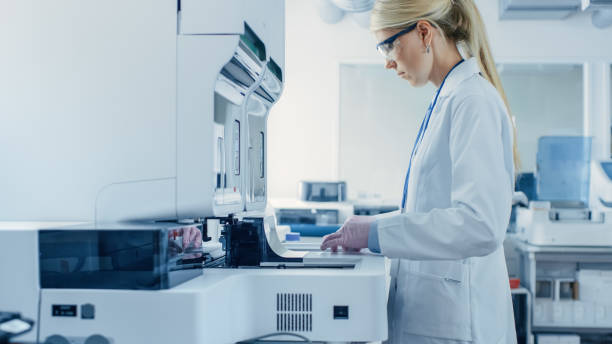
[385,59,396,70]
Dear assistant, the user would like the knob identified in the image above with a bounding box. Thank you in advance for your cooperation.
[85,334,110,344]
[44,335,70,344]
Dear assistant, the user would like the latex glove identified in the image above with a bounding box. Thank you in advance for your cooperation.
[168,226,203,259]
[180,225,203,250]
[320,215,374,252]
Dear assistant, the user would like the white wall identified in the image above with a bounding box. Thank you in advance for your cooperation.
[268,0,612,201]
[500,64,584,173]
[267,0,380,200]
[338,64,434,203]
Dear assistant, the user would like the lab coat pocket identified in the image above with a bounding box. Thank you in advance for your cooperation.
[397,260,472,341]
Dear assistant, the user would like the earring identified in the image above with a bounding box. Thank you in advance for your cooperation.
[426,45,430,54]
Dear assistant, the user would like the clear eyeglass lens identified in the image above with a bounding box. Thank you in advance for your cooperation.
[377,43,393,59]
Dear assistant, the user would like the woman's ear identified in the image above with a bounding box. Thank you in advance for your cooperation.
[416,20,433,47]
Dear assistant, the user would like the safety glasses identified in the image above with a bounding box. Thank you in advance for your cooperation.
[375,23,417,61]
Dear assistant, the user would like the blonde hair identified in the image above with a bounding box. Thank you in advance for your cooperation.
[371,0,520,168]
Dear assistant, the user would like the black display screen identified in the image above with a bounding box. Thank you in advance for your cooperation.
[39,225,203,290]
[268,58,282,82]
[52,305,77,317]
[240,23,266,62]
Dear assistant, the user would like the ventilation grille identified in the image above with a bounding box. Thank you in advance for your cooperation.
[276,293,312,332]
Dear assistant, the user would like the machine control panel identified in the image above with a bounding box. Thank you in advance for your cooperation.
[52,305,77,317]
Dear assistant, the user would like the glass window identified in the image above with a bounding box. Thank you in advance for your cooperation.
[339,63,584,202]
[498,64,583,173]
[339,64,435,203]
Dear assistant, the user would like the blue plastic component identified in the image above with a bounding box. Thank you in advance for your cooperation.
[515,172,537,201]
[601,162,612,180]
[536,136,592,206]
[285,232,301,241]
[288,224,341,237]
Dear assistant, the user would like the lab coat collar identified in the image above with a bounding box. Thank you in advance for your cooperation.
[438,57,480,98]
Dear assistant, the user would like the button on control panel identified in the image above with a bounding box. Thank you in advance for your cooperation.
[333,305,349,320]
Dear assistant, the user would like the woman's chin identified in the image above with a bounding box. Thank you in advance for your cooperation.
[405,77,420,87]
[408,77,428,88]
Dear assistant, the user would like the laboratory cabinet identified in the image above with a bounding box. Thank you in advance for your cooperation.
[508,237,612,344]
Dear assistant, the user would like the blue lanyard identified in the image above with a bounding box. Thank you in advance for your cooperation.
[401,59,464,211]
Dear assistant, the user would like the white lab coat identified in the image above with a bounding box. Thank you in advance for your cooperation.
[375,58,517,344]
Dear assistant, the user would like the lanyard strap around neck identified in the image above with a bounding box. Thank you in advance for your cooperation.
[400,59,465,211]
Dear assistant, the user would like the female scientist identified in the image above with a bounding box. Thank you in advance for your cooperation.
[320,0,518,343]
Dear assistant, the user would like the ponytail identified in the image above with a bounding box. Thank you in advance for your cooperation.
[371,0,521,169]
[449,0,521,169]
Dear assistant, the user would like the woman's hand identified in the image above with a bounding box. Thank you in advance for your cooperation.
[168,225,203,259]
[179,225,202,250]
[320,215,374,252]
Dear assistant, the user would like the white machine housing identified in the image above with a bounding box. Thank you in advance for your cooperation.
[517,160,612,246]
[0,222,389,344]
[0,222,82,343]
[0,1,391,343]
[516,201,612,246]
[270,198,356,225]
[0,0,283,223]
[37,255,388,344]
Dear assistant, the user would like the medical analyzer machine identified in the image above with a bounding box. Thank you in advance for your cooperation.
[0,1,388,343]
[516,137,612,246]
[509,136,612,341]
